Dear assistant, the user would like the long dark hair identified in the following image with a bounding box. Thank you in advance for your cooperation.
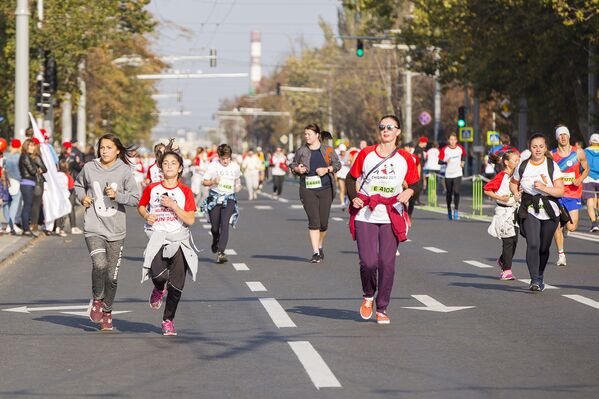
[96,133,137,166]
[158,138,184,179]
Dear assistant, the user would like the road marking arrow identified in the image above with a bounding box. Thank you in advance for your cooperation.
[402,295,475,313]
[3,305,89,313]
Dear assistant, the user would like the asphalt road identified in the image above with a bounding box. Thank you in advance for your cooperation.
[1,182,598,398]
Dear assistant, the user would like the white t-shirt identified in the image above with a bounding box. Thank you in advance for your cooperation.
[139,182,196,233]
[241,154,263,174]
[146,162,163,183]
[439,145,466,178]
[350,145,419,223]
[204,160,241,195]
[271,153,288,176]
[512,157,563,220]
[483,170,513,206]
[424,148,440,171]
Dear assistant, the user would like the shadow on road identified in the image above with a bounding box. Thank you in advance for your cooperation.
[451,282,528,293]
[33,315,161,334]
[433,271,499,280]
[251,254,308,262]
[287,305,362,322]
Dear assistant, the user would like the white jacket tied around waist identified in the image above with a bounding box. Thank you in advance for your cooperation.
[488,205,519,239]
[142,227,199,283]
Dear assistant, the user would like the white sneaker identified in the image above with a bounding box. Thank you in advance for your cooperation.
[556,253,567,267]
[13,225,23,234]
[71,227,83,234]
[5,225,10,233]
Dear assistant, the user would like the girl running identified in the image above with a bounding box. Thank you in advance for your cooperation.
[200,144,241,264]
[289,124,341,263]
[510,134,565,292]
[346,115,418,324]
[439,133,466,220]
[138,140,198,336]
[75,134,140,331]
[484,150,520,280]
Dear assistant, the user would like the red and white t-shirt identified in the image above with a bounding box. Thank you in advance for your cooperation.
[139,182,196,232]
[439,145,466,178]
[146,162,163,183]
[350,145,419,223]
[483,170,513,205]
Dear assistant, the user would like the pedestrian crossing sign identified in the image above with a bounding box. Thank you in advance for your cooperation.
[487,131,500,145]
[459,127,474,142]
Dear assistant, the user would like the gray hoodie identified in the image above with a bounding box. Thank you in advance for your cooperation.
[74,158,140,241]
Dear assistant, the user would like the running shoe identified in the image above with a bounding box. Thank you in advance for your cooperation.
[149,286,167,310]
[556,252,567,267]
[590,221,599,233]
[360,297,374,320]
[100,311,113,331]
[211,237,219,254]
[447,210,452,220]
[453,210,459,220]
[310,253,321,263]
[89,299,104,323]
[319,248,324,261]
[162,320,177,336]
[71,227,83,234]
[376,311,390,324]
[216,251,228,264]
[529,280,542,292]
[500,270,515,280]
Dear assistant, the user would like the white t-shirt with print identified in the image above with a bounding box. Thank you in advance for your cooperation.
[139,182,196,233]
[204,160,241,195]
[512,157,563,220]
[439,145,466,178]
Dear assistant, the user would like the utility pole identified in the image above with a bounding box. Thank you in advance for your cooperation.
[472,93,480,175]
[518,97,528,149]
[14,0,30,139]
[77,61,87,146]
[61,93,72,142]
[433,48,441,141]
[589,41,597,135]
[405,55,413,143]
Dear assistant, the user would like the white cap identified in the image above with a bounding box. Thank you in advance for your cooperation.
[555,126,570,139]
[590,133,599,144]
[338,143,347,151]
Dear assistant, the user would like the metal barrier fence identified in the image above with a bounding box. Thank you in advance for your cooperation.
[427,173,437,208]
[472,175,483,216]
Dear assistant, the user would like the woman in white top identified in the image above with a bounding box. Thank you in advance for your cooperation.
[510,134,564,292]
[241,149,263,200]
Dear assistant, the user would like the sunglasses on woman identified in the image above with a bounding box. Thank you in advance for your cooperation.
[378,124,398,131]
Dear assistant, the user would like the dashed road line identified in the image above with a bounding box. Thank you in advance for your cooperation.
[224,249,237,255]
[246,281,267,292]
[288,341,342,389]
[463,260,494,269]
[568,232,599,243]
[278,197,289,203]
[202,224,211,229]
[423,246,447,254]
[255,205,273,210]
[291,204,304,209]
[332,217,344,222]
[258,298,296,328]
[518,279,559,289]
[233,263,250,271]
[563,294,599,309]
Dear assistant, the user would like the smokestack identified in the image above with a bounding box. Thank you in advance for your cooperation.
[250,31,262,91]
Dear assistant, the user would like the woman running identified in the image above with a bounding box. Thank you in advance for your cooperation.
[289,124,341,263]
[200,144,241,264]
[510,134,565,292]
[346,115,418,324]
[75,134,140,331]
[484,150,520,280]
[138,140,198,336]
[270,146,288,197]
[439,133,466,220]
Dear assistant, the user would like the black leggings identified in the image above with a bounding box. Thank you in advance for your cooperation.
[407,187,421,217]
[209,203,236,252]
[300,186,333,231]
[151,248,188,321]
[521,216,558,281]
[499,228,519,271]
[444,177,462,211]
[273,175,285,196]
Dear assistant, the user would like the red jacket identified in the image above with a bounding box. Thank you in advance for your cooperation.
[349,193,410,242]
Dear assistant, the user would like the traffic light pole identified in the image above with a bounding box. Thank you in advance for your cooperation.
[14,0,30,139]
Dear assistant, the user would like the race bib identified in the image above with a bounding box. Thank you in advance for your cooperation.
[218,177,235,194]
[371,185,396,194]
[563,172,575,185]
[305,175,322,189]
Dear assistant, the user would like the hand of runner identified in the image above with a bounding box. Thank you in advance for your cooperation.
[513,186,523,202]
[297,164,307,174]
[534,180,548,192]
[82,196,94,208]
[160,194,176,209]
[573,176,583,186]
[315,167,329,177]
[396,188,414,206]
[145,214,157,225]
[352,197,364,209]
[104,185,117,199]
[213,176,220,184]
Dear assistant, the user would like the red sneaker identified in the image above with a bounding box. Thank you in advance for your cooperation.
[100,312,113,331]
[376,311,390,325]
[89,299,104,323]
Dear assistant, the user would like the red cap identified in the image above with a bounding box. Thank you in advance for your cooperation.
[10,139,21,148]
[418,136,429,143]
[32,138,40,145]
[63,141,72,149]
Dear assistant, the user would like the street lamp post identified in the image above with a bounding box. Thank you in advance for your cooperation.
[14,0,30,139]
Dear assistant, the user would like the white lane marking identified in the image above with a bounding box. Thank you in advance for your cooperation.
[291,204,304,209]
[518,279,559,289]
[463,260,494,269]
[331,204,343,209]
[563,294,599,309]
[396,250,400,256]
[255,205,273,210]
[224,249,237,255]
[246,281,267,292]
[402,295,475,312]
[3,305,89,313]
[233,263,250,271]
[202,225,211,229]
[332,217,343,221]
[568,232,599,243]
[278,197,289,203]
[423,246,447,254]
[288,341,342,389]
[258,298,296,328]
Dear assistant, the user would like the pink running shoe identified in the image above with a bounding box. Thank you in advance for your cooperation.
[149,286,167,310]
[89,299,104,323]
[500,270,515,280]
[162,320,177,336]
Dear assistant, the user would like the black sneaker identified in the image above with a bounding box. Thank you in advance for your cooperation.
[216,251,228,264]
[319,248,324,261]
[591,222,599,233]
[211,237,219,253]
[529,280,541,292]
[310,253,321,263]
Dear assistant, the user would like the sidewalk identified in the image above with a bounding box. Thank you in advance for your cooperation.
[0,233,44,267]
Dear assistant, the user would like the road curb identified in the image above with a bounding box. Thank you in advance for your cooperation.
[0,234,46,270]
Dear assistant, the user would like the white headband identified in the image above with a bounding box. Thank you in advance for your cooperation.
[555,126,570,138]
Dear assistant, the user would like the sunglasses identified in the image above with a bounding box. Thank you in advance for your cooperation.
[378,124,398,131]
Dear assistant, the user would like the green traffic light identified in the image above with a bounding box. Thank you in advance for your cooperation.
[356,49,364,57]
[458,120,466,127]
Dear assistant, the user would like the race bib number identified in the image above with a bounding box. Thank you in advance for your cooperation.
[218,177,235,194]
[563,172,575,185]
[371,185,396,194]
[305,175,322,189]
